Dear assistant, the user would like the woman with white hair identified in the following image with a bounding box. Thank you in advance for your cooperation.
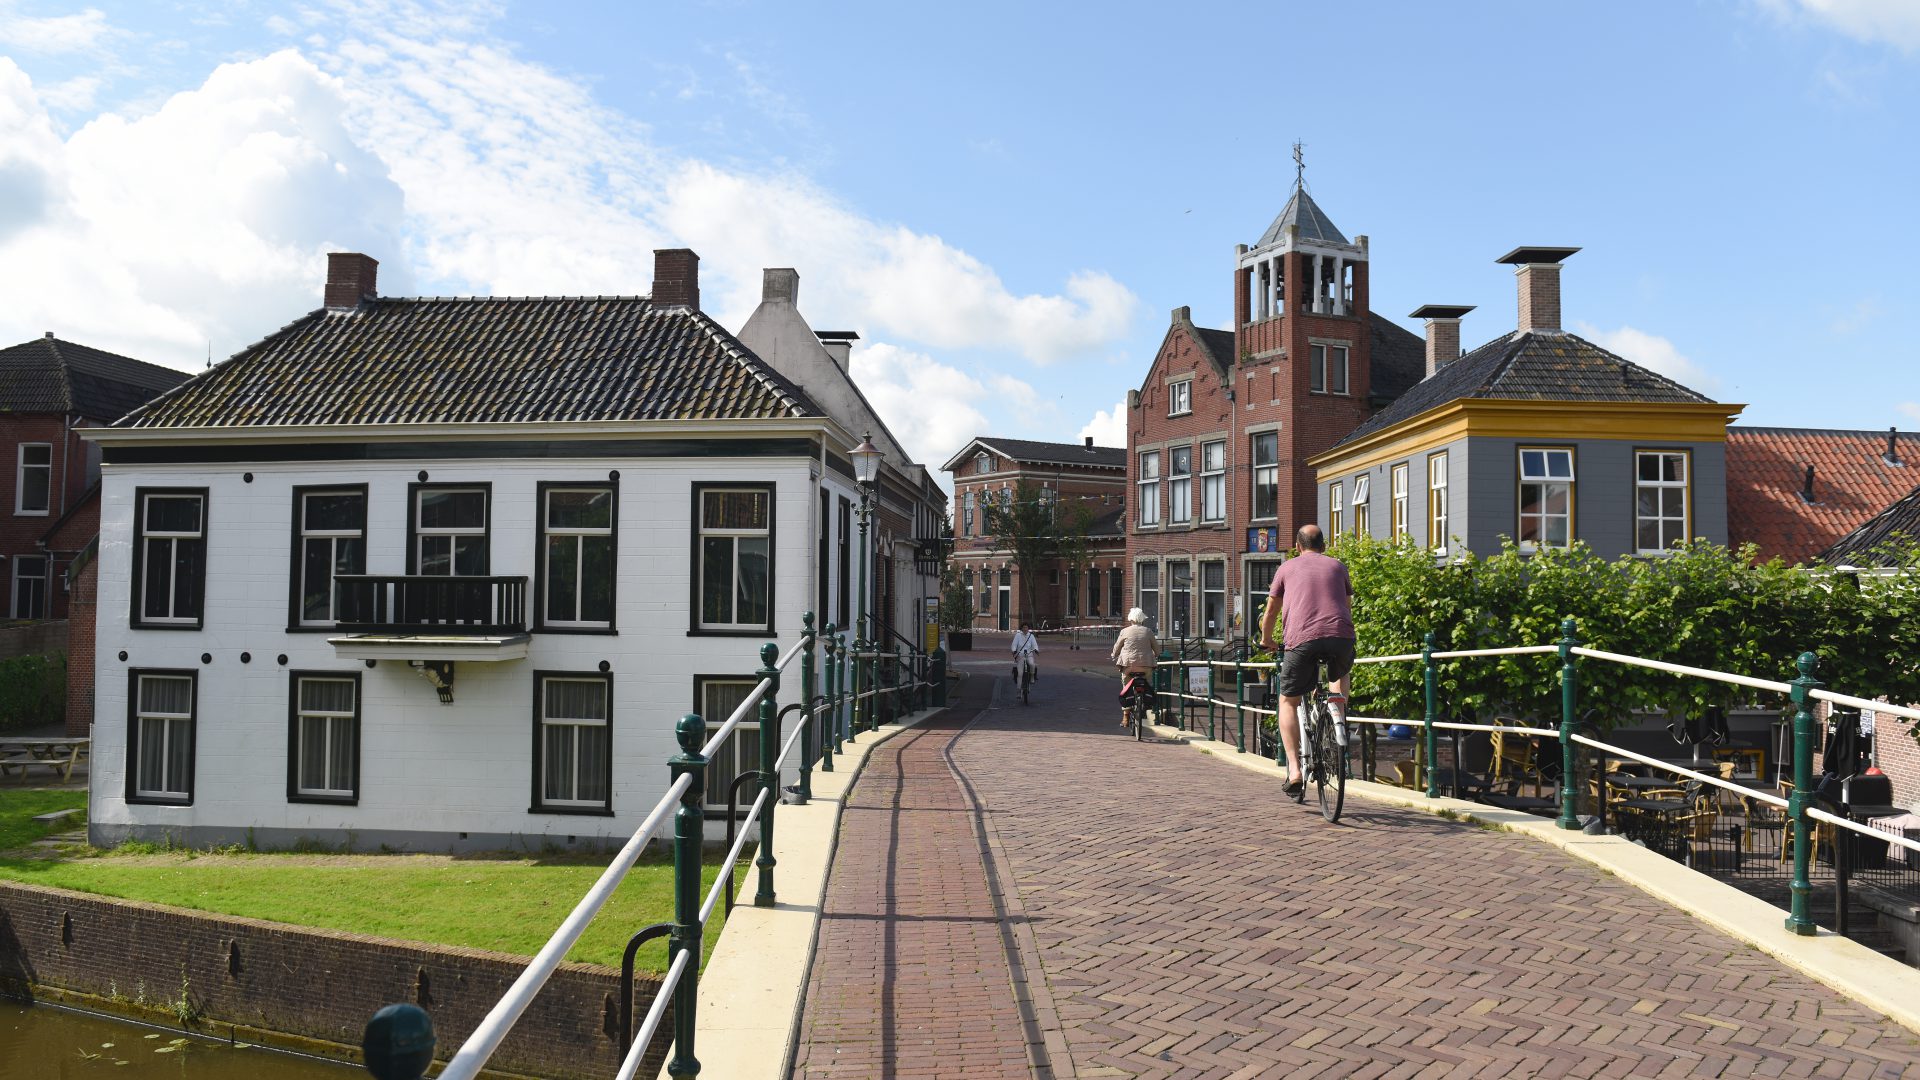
[1109,608,1158,728]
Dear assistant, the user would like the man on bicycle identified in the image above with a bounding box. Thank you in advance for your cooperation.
[1257,524,1354,794]
[1011,621,1040,687]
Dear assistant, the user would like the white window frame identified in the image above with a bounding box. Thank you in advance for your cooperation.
[975,451,990,475]
[962,490,975,536]
[296,488,366,627]
[136,490,206,626]
[1137,451,1161,528]
[1351,473,1372,536]
[1330,481,1344,536]
[10,554,46,620]
[413,486,489,576]
[1168,380,1193,417]
[700,678,761,814]
[1168,446,1193,525]
[1428,453,1449,555]
[537,673,612,811]
[1251,432,1280,521]
[1517,447,1576,551]
[696,486,773,631]
[1136,560,1159,630]
[131,671,194,803]
[15,442,50,515]
[1391,463,1410,540]
[1200,560,1226,639]
[292,674,358,801]
[1635,450,1691,555]
[541,485,616,629]
[1200,440,1226,523]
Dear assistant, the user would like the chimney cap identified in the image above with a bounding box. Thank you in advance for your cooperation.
[1496,246,1581,265]
[814,330,860,341]
[1410,304,1475,320]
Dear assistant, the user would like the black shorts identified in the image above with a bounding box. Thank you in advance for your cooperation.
[1278,638,1355,698]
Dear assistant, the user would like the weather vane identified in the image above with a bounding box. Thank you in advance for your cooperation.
[1292,140,1305,186]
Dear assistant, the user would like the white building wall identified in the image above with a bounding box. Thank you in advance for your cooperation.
[91,452,821,851]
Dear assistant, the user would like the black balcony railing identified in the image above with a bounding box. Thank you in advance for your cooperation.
[334,575,529,635]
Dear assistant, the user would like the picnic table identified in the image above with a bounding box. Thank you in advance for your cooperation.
[0,737,89,783]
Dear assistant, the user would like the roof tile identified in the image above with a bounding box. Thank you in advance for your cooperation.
[1727,428,1919,564]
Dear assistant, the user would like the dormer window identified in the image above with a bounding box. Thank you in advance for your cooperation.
[975,451,991,474]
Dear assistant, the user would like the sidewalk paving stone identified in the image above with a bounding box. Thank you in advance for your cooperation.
[791,671,1920,1078]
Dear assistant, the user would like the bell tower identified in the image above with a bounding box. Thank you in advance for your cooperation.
[1231,146,1376,535]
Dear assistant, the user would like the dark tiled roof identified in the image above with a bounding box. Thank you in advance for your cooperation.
[1193,327,1237,374]
[1727,428,1920,564]
[1336,330,1716,447]
[967,437,1126,470]
[0,336,189,421]
[116,298,820,428]
[1087,503,1125,538]
[1367,314,1426,404]
[1820,484,1920,566]
[1256,186,1349,248]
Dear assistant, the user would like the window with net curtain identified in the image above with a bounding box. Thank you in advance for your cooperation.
[699,488,771,630]
[540,675,610,809]
[133,672,194,801]
[700,678,761,813]
[543,486,615,626]
[294,675,358,799]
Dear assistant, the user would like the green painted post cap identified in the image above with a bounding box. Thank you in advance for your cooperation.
[760,642,779,668]
[676,713,704,754]
[363,1003,435,1080]
[1796,652,1819,678]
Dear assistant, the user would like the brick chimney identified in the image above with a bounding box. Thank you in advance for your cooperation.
[652,248,700,310]
[1495,247,1580,334]
[325,253,379,311]
[1410,305,1474,378]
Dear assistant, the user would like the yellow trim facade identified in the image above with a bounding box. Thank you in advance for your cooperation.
[1309,398,1745,482]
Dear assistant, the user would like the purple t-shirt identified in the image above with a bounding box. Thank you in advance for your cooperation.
[1268,552,1355,648]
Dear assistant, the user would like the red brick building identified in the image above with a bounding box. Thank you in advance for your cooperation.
[0,334,187,621]
[942,436,1126,633]
[1125,183,1422,640]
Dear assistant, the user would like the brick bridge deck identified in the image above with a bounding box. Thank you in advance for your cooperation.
[788,667,1920,1079]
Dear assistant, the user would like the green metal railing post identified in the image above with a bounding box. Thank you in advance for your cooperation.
[931,645,948,707]
[1153,648,1169,722]
[796,614,817,804]
[1235,654,1246,753]
[1423,632,1439,799]
[1556,617,1581,831]
[667,713,707,1079]
[1207,648,1219,742]
[754,642,781,908]
[1786,651,1822,936]
[819,626,836,773]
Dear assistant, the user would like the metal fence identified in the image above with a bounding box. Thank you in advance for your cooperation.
[358,611,945,1080]
[1148,622,1920,958]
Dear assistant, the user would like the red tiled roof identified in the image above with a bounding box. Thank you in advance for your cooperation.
[1726,427,1919,564]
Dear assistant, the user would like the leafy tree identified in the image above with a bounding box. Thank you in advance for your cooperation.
[937,569,974,634]
[980,481,1095,624]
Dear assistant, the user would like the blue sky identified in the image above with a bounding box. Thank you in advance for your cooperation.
[0,0,1916,479]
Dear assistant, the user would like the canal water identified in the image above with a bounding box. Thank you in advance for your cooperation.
[1,1002,361,1078]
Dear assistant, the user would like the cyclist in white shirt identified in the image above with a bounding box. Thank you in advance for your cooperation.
[1010,622,1040,685]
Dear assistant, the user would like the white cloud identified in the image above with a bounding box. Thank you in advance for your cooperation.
[1572,322,1720,394]
[849,343,993,475]
[36,74,100,111]
[1899,402,1920,425]
[0,0,1137,381]
[0,6,114,54]
[1771,0,1920,52]
[1078,397,1129,449]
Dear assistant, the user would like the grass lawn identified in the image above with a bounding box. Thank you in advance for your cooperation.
[0,788,87,851]
[0,793,744,972]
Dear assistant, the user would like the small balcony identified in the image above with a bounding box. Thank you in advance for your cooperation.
[327,574,531,664]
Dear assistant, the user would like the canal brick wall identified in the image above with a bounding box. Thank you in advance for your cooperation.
[0,880,669,1079]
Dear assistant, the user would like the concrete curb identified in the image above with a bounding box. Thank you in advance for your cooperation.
[663,703,947,1080]
[1143,717,1920,1039]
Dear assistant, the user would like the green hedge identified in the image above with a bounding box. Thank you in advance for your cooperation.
[1332,536,1920,731]
[0,652,66,734]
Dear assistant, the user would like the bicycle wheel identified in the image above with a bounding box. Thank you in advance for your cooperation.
[1314,699,1346,823]
[1021,668,1031,704]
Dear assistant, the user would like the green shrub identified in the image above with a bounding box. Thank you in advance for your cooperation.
[0,651,65,733]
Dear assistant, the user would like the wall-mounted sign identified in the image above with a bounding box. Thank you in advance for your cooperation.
[1247,527,1283,554]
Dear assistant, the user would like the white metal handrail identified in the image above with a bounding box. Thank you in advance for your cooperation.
[1808,805,1920,859]
[438,771,692,1080]
[1569,646,1794,697]
[1353,653,1423,665]
[699,639,806,760]
[1434,645,1560,660]
[1570,733,1791,809]
[1809,687,1920,723]
[701,788,769,924]
[613,949,689,1080]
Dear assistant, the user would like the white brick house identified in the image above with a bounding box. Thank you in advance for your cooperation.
[84,250,925,851]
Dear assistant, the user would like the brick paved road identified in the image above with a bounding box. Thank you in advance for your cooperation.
[792,670,1920,1078]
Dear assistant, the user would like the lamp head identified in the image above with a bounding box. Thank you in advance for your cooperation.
[851,433,883,485]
